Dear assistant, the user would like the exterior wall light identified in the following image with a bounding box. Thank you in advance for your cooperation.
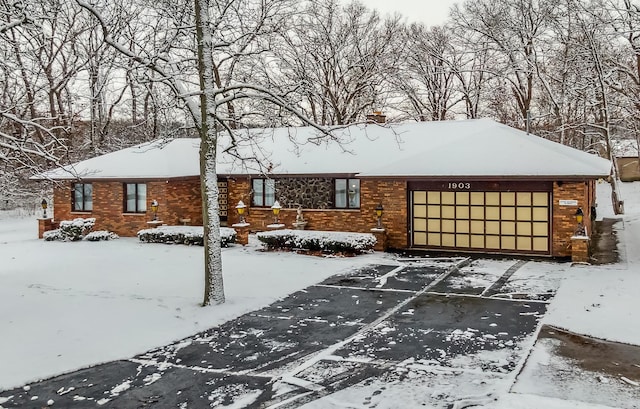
[575,207,586,235]
[151,199,159,221]
[375,203,384,229]
[41,199,48,219]
[236,200,247,224]
[271,200,282,224]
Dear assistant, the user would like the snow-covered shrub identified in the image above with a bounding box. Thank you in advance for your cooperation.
[256,229,376,254]
[44,217,96,241]
[137,226,236,247]
[43,228,65,241]
[85,230,119,241]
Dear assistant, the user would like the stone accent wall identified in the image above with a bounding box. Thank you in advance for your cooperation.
[227,177,409,249]
[552,181,593,257]
[274,178,334,209]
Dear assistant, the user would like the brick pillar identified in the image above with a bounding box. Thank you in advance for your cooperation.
[232,223,250,246]
[571,236,590,263]
[38,218,55,239]
[371,228,388,252]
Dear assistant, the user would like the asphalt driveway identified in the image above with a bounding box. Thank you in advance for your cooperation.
[0,257,559,408]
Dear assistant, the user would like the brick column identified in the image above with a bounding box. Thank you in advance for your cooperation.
[38,218,55,239]
[371,228,388,252]
[232,223,251,246]
[571,236,590,263]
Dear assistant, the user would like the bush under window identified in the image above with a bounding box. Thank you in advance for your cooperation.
[44,217,97,241]
[137,226,236,247]
[256,229,376,254]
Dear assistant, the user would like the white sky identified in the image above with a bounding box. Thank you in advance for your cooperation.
[355,0,461,26]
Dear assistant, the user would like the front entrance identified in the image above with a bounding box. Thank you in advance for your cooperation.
[218,179,228,226]
[410,182,552,255]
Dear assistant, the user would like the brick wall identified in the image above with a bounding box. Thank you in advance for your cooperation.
[50,177,600,258]
[226,178,409,249]
[53,181,169,237]
[552,181,593,257]
[165,178,203,226]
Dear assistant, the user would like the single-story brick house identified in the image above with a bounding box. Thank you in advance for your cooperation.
[34,119,611,257]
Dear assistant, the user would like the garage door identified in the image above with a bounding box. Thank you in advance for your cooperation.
[411,190,550,254]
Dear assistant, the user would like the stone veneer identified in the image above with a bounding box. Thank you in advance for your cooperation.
[273,177,334,209]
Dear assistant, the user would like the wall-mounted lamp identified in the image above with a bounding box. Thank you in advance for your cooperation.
[41,199,48,219]
[271,200,282,224]
[236,200,247,224]
[151,199,159,221]
[375,203,384,229]
[575,207,586,235]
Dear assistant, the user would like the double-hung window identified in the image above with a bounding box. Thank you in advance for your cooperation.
[335,179,360,209]
[72,183,93,211]
[252,179,275,207]
[124,183,147,213]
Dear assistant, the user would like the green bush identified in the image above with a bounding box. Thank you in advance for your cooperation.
[137,226,236,247]
[256,229,376,254]
[44,217,96,241]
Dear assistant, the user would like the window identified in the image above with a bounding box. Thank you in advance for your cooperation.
[252,179,275,207]
[72,183,93,211]
[335,178,360,209]
[124,183,147,213]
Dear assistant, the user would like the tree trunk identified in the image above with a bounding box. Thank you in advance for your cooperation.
[195,0,225,305]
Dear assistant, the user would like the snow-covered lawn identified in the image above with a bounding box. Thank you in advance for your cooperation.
[0,217,393,390]
[1,180,639,409]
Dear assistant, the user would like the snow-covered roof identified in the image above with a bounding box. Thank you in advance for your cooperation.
[33,119,611,180]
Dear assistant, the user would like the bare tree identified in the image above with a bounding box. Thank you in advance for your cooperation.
[450,0,559,128]
[393,24,463,121]
[273,0,402,125]
[76,0,336,306]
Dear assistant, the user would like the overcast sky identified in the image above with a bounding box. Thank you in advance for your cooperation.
[360,0,461,26]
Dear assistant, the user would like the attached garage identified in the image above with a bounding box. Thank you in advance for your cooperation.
[409,182,552,255]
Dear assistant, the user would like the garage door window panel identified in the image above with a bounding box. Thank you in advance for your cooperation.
[471,206,484,219]
[471,220,484,234]
[517,236,532,251]
[501,192,516,206]
[471,192,485,205]
[442,219,455,233]
[501,207,516,220]
[486,207,500,220]
[533,237,548,251]
[471,235,484,248]
[457,234,470,247]
[442,234,455,247]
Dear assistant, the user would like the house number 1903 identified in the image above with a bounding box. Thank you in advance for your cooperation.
[448,182,471,189]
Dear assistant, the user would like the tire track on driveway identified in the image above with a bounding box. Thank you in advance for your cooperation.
[264,258,472,406]
[480,260,529,297]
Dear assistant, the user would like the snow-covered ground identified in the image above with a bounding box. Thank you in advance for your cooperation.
[0,216,393,391]
[1,181,639,408]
